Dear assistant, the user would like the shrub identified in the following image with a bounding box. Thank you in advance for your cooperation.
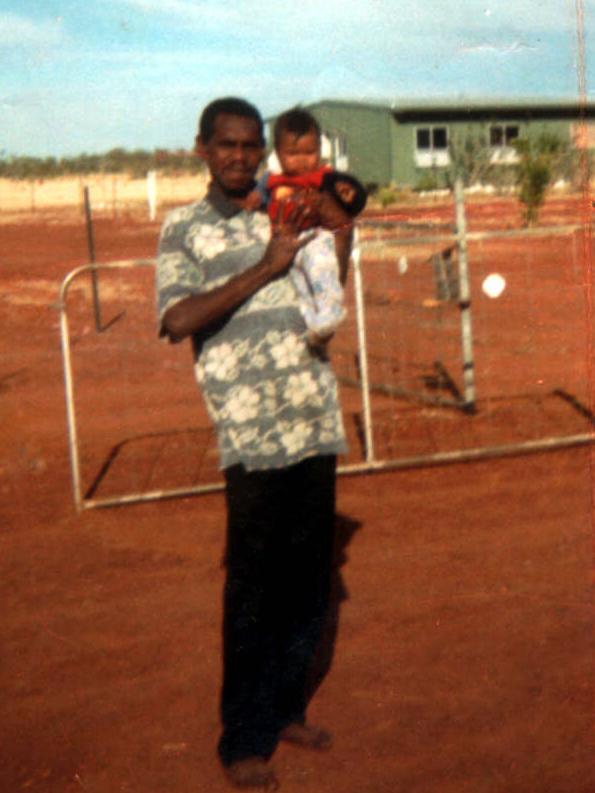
[414,170,443,193]
[514,133,567,225]
[376,184,399,207]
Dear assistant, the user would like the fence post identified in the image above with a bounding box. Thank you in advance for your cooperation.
[454,177,477,412]
[84,186,102,332]
[352,227,376,462]
[147,170,157,220]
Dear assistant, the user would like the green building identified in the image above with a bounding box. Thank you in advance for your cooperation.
[266,98,595,189]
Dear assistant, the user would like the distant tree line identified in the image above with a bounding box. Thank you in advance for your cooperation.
[0,148,205,180]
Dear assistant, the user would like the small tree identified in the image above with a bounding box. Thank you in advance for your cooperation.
[376,184,399,207]
[514,133,566,226]
[447,129,493,188]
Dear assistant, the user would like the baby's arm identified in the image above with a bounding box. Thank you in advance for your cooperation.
[243,190,264,211]
[314,192,354,284]
[243,171,270,212]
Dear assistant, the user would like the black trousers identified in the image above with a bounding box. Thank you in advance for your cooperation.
[218,455,337,767]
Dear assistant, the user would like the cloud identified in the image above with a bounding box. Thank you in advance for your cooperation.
[86,0,585,82]
[109,0,581,42]
[458,40,539,55]
[0,12,64,47]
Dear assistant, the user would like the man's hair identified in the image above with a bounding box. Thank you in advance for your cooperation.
[274,108,321,148]
[199,97,264,143]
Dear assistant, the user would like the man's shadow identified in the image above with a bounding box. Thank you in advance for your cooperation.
[306,511,362,705]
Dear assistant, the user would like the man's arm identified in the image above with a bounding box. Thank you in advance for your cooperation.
[162,208,314,341]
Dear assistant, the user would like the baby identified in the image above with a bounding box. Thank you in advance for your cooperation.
[248,108,367,346]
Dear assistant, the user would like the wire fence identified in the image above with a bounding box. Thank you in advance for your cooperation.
[59,207,594,510]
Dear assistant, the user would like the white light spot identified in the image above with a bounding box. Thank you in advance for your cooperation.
[481,273,506,298]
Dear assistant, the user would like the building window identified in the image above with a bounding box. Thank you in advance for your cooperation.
[334,135,348,158]
[320,133,333,160]
[489,124,519,148]
[415,126,449,167]
[489,124,520,163]
[321,131,349,170]
[416,128,431,150]
[416,126,448,151]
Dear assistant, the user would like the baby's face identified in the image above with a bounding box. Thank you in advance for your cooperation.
[276,130,320,176]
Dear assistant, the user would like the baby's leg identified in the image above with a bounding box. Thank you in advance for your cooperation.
[291,235,346,343]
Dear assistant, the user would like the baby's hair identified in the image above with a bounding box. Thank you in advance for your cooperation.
[199,97,264,143]
[274,108,321,148]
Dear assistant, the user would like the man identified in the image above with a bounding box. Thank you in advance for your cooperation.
[156,97,352,790]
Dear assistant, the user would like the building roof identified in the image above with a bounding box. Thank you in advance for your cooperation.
[302,97,594,119]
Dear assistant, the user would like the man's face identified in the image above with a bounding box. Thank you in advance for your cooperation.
[196,113,264,197]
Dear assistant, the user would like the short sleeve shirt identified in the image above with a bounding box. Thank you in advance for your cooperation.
[156,184,347,471]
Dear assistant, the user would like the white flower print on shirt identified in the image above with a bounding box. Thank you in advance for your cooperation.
[284,372,318,407]
[280,421,312,455]
[156,251,199,291]
[228,425,259,449]
[226,385,260,423]
[186,224,227,259]
[270,334,304,369]
[204,343,239,381]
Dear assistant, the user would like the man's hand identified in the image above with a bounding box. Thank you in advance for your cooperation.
[262,199,316,277]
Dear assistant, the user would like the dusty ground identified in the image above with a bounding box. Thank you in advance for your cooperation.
[1,195,594,793]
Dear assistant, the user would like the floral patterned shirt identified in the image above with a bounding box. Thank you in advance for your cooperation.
[156,184,347,471]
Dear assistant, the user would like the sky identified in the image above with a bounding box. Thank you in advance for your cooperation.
[1,0,593,157]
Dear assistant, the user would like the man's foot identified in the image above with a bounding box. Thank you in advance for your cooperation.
[279,722,332,750]
[224,757,279,790]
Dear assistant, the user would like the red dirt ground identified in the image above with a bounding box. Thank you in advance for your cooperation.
[1,195,594,793]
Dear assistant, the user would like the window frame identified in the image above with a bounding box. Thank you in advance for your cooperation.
[488,123,520,164]
[415,125,449,153]
[414,125,450,168]
[489,123,520,149]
